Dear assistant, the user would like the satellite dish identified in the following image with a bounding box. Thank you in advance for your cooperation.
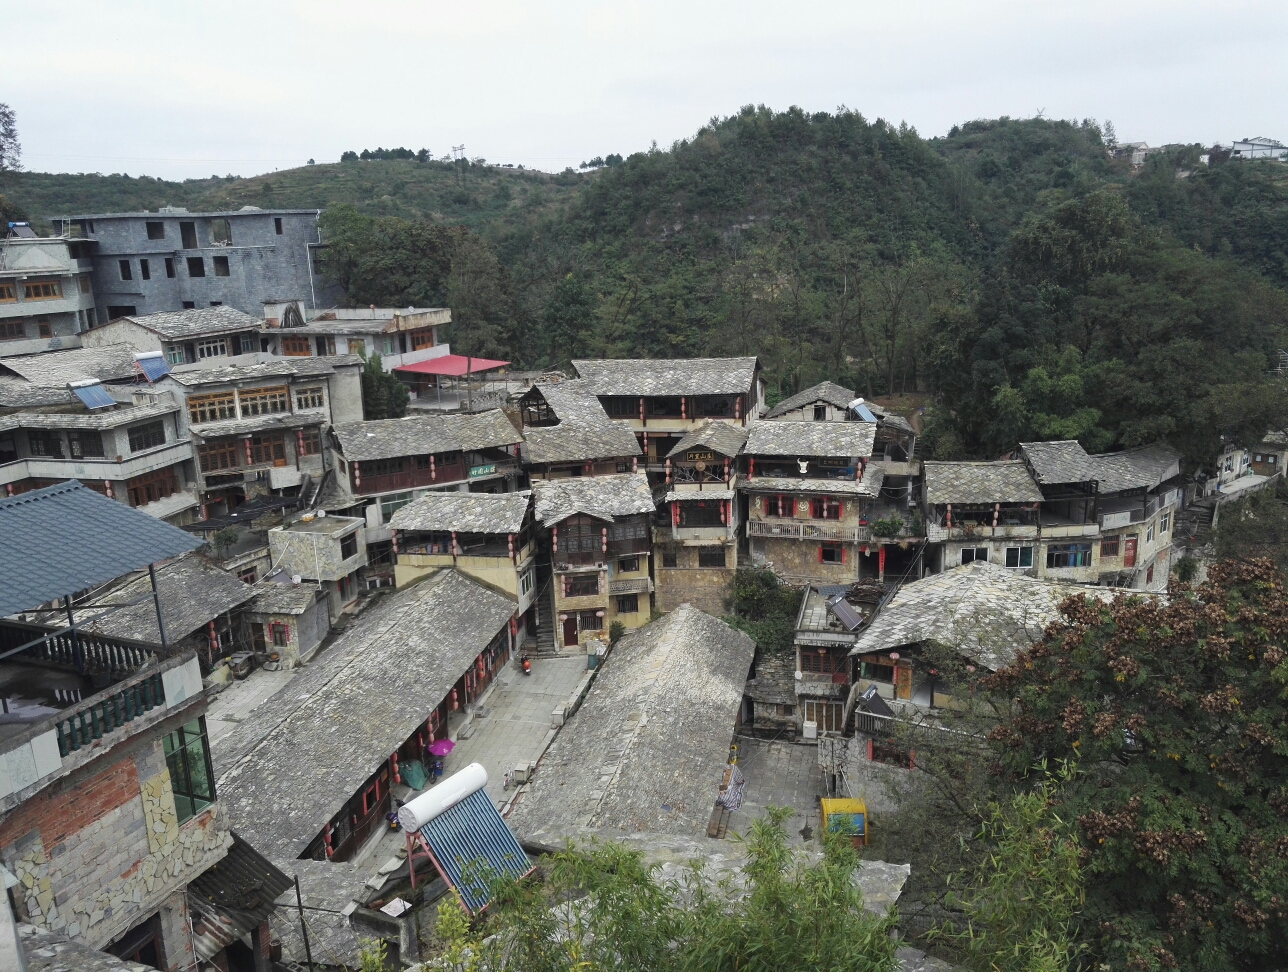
[292,574,302,586]
[316,510,327,518]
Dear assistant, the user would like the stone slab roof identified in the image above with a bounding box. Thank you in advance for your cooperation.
[166,355,359,387]
[663,488,737,502]
[667,419,748,458]
[0,401,176,433]
[765,380,855,418]
[214,569,516,862]
[123,306,261,339]
[331,408,520,461]
[744,421,876,458]
[1020,440,1182,494]
[245,580,323,616]
[0,378,77,409]
[923,460,1044,506]
[19,922,153,972]
[75,551,256,644]
[0,345,140,386]
[508,605,754,844]
[742,468,885,497]
[532,471,656,524]
[522,380,641,464]
[389,489,531,534]
[849,562,1114,671]
[571,357,759,396]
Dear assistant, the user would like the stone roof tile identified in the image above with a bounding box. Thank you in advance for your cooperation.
[923,460,1044,505]
[123,306,261,339]
[571,357,759,396]
[331,409,521,461]
[531,472,655,524]
[764,380,856,418]
[389,490,531,534]
[744,421,876,458]
[666,420,748,458]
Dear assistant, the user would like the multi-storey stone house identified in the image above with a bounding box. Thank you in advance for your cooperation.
[389,490,539,639]
[80,305,262,365]
[532,473,655,649]
[1019,440,1182,591]
[570,356,765,473]
[742,421,882,585]
[921,460,1046,576]
[654,420,746,614]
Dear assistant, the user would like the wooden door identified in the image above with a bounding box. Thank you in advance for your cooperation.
[563,617,579,646]
[1123,536,1138,568]
[895,664,913,700]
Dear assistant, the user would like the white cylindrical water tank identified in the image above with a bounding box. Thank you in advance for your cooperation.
[397,762,488,832]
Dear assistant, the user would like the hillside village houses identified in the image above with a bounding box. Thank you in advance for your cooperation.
[5,210,1283,970]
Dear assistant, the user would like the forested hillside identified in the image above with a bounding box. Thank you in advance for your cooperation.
[5,107,1287,465]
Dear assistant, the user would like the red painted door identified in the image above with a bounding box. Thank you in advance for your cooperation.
[563,617,578,646]
[1123,536,1138,568]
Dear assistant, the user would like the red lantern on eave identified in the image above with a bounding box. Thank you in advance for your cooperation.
[450,688,459,710]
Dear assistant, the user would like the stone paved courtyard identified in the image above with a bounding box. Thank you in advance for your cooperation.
[728,736,826,843]
[443,653,587,810]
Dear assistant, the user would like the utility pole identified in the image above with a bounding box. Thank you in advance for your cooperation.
[452,144,465,184]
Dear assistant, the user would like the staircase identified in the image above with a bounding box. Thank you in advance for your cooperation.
[1175,500,1216,544]
[530,579,563,655]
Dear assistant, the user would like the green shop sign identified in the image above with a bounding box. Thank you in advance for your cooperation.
[468,463,497,479]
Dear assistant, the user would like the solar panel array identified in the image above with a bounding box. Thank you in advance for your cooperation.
[70,381,116,410]
[418,787,531,913]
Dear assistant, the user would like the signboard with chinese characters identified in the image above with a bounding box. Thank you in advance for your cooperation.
[686,450,715,462]
[468,463,497,479]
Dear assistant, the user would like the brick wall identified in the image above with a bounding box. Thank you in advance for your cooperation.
[0,730,230,957]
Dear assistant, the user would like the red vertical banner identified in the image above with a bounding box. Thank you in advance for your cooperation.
[878,545,886,575]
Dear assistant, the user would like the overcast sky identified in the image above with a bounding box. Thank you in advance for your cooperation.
[5,1,1285,180]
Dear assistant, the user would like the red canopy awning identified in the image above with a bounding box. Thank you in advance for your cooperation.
[394,354,511,377]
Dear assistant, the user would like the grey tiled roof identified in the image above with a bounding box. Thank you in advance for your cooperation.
[190,412,325,438]
[1090,443,1183,493]
[1020,440,1182,494]
[0,401,176,433]
[663,488,737,502]
[389,489,531,533]
[124,306,261,339]
[765,380,855,418]
[508,605,755,844]
[744,421,876,458]
[667,419,748,458]
[331,408,521,461]
[849,562,1113,671]
[0,482,201,618]
[532,472,656,524]
[166,355,359,387]
[0,344,140,386]
[246,580,323,615]
[214,570,516,862]
[0,378,77,408]
[923,460,1044,505]
[741,469,886,496]
[19,922,154,972]
[522,380,641,464]
[571,357,759,396]
[76,551,256,643]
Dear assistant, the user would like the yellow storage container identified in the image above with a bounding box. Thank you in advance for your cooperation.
[819,797,868,847]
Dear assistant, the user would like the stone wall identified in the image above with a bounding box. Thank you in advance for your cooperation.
[750,536,858,584]
[655,550,734,616]
[0,727,231,961]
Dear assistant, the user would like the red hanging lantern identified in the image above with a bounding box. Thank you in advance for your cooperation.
[391,752,401,784]
[430,454,436,480]
[450,688,459,710]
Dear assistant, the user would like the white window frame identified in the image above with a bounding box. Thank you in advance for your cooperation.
[197,337,228,359]
[1159,512,1169,533]
[165,345,185,365]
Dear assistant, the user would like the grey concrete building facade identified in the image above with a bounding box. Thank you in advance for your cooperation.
[50,209,328,321]
[0,233,98,357]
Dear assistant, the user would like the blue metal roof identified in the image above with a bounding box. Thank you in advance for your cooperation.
[853,402,877,423]
[70,382,116,410]
[0,481,201,617]
[135,353,170,382]
[418,788,531,913]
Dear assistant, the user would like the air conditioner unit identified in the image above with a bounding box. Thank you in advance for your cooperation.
[802,720,818,741]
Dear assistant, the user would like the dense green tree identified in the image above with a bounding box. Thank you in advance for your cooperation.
[542,272,595,365]
[438,810,896,972]
[0,102,20,172]
[989,559,1288,971]
[317,204,456,307]
[359,352,408,419]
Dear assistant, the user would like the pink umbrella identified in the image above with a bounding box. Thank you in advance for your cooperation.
[427,739,455,757]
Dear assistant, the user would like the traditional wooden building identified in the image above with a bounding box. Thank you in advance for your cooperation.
[921,460,1045,576]
[516,379,641,479]
[570,356,765,475]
